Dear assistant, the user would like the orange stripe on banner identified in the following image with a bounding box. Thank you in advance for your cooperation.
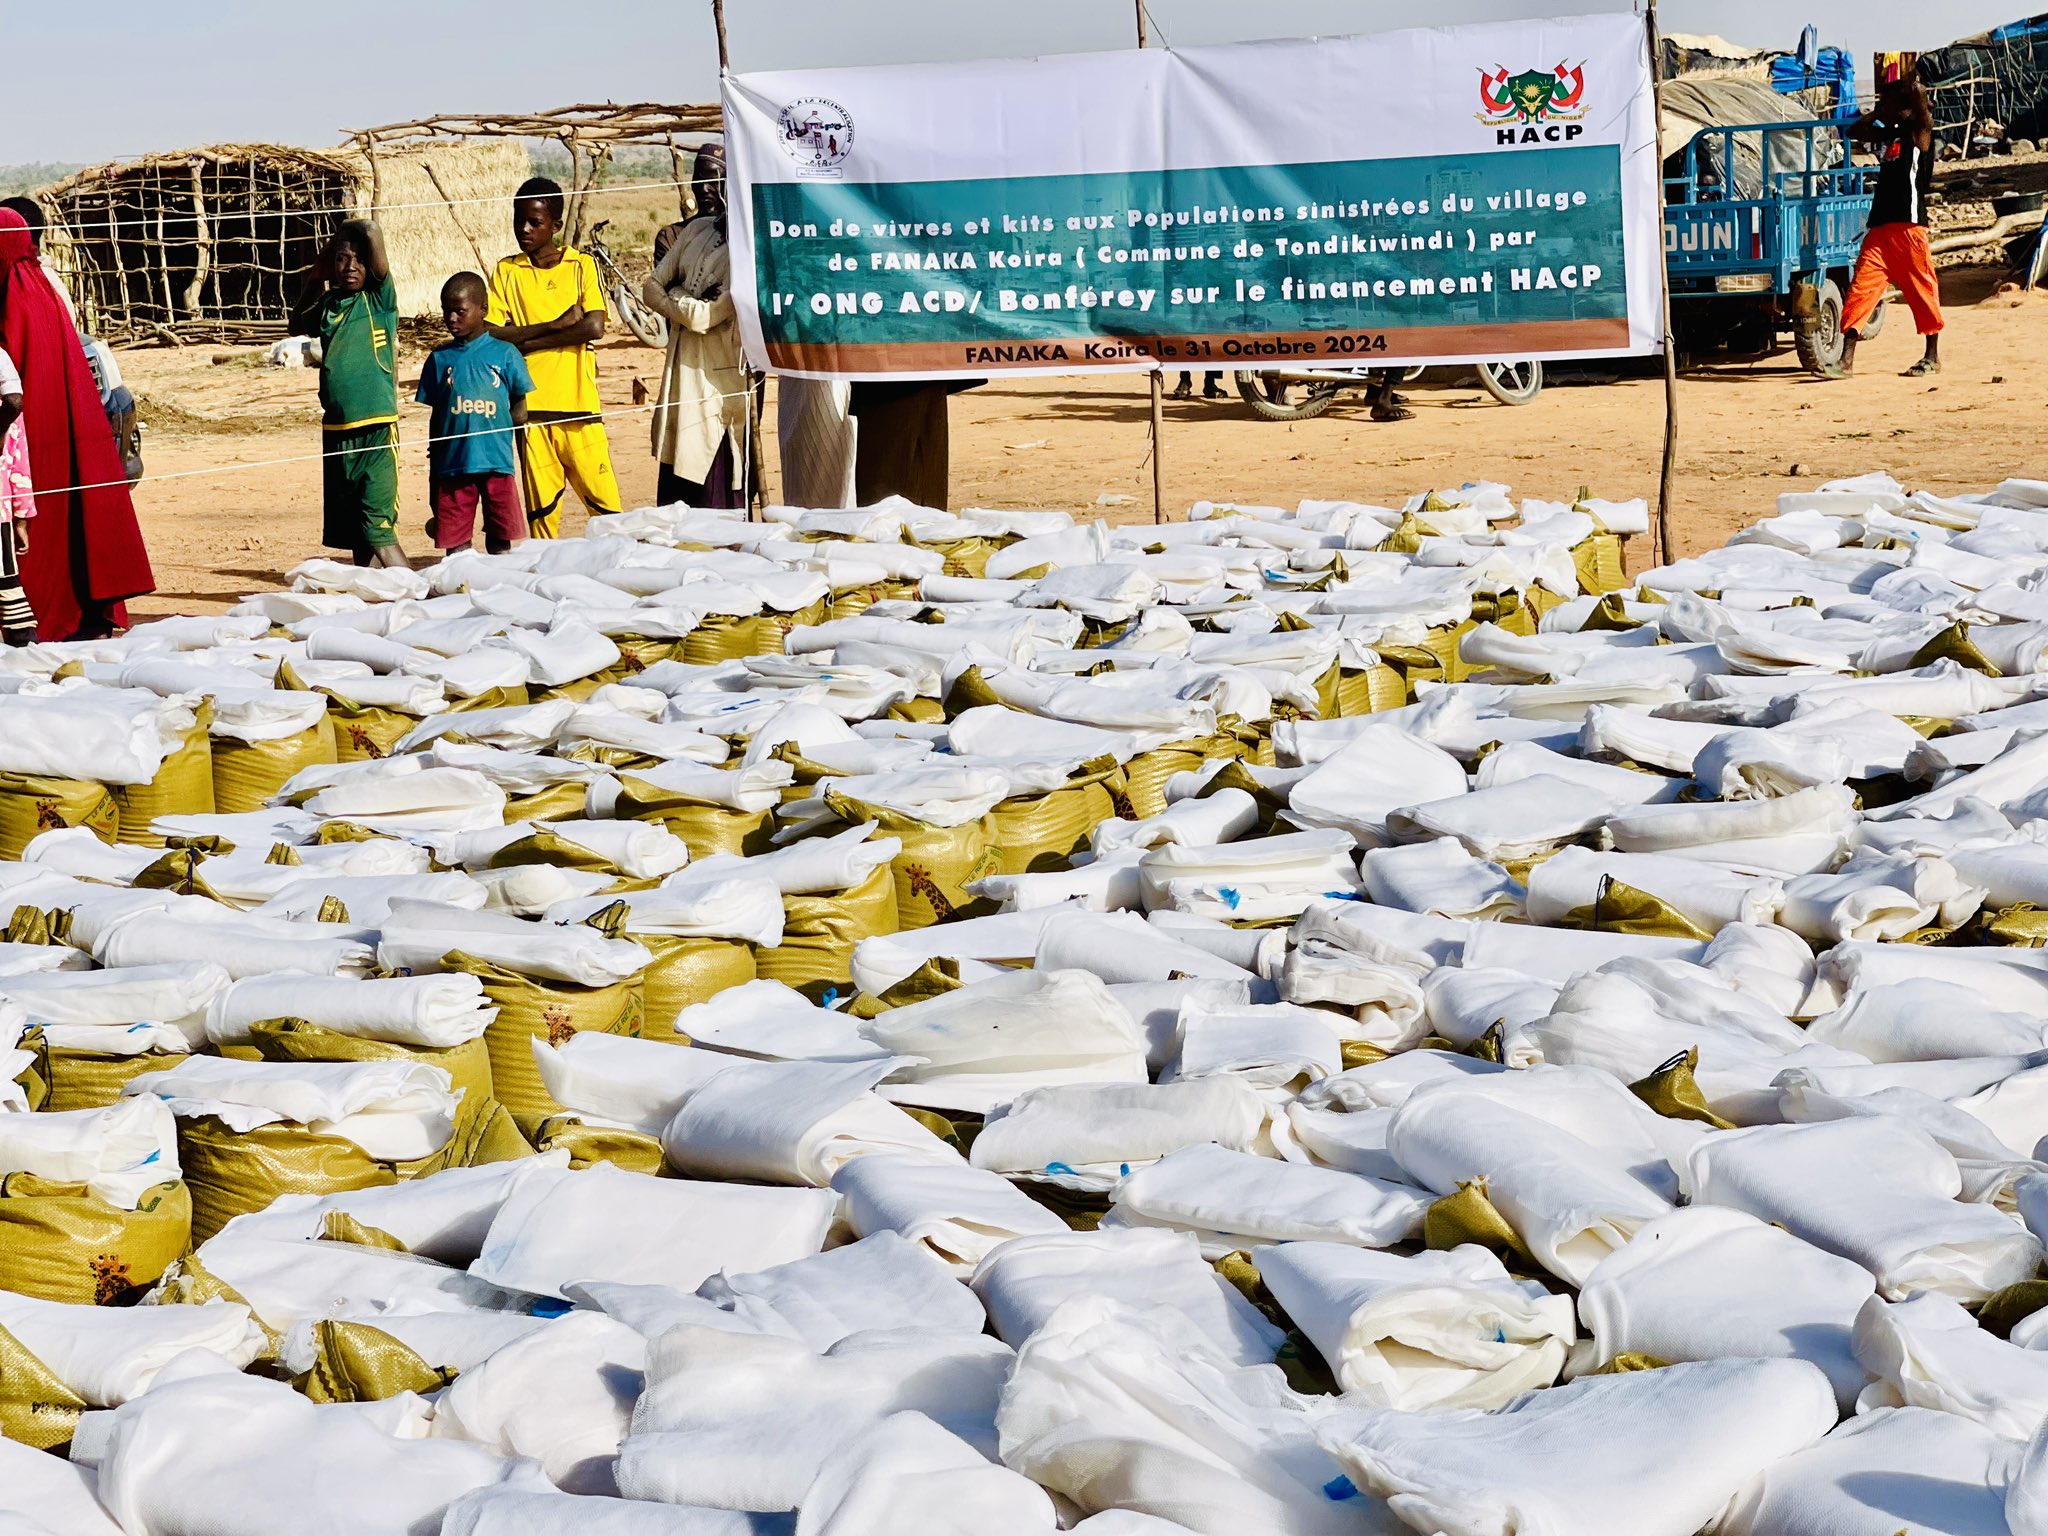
[764,318,1634,374]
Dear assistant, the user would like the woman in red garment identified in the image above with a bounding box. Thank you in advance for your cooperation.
[0,209,153,639]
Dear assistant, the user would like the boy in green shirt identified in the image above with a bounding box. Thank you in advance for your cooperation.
[291,220,406,567]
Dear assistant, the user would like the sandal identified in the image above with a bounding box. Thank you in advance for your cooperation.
[1170,382,1193,401]
[1900,358,1941,377]
[1371,403,1416,423]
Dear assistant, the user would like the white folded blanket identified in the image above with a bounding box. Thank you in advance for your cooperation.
[1313,1357,1837,1536]
[1603,781,1858,873]
[429,1311,647,1495]
[617,1325,1014,1513]
[996,1295,1372,1536]
[1809,978,2048,1062]
[1092,788,1260,859]
[627,1229,990,1350]
[1571,1204,1875,1409]
[300,766,509,833]
[0,1435,122,1536]
[1256,1241,1572,1409]
[216,1154,572,1266]
[1686,1118,2043,1301]
[0,1096,179,1208]
[547,875,784,947]
[1360,838,1522,921]
[0,960,231,1033]
[94,909,375,981]
[1034,909,1259,985]
[1103,1143,1427,1256]
[971,1227,1282,1365]
[831,1153,1069,1276]
[1386,1074,1676,1285]
[1718,1406,2021,1536]
[1523,845,1782,932]
[1855,1291,2048,1438]
[674,979,891,1064]
[94,1372,546,1536]
[970,1078,1267,1192]
[377,900,652,986]
[125,1057,458,1162]
[470,1162,839,1298]
[441,1489,771,1535]
[858,968,1148,1114]
[1282,724,1469,843]
[191,1229,524,1333]
[1138,830,1362,922]
[796,1410,1060,1536]
[660,1057,960,1186]
[0,690,195,785]
[0,1291,265,1404]
[205,972,495,1049]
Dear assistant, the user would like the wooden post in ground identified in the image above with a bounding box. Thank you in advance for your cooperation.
[712,0,731,72]
[1138,0,1165,523]
[1647,0,1679,567]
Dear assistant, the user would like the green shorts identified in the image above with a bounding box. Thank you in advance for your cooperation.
[322,422,400,553]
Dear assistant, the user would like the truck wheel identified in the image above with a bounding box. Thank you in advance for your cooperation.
[1233,371,1341,421]
[1856,298,1888,341]
[1794,278,1845,374]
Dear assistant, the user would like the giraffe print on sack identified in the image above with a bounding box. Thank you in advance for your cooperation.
[541,1003,577,1049]
[345,725,386,759]
[90,1252,132,1306]
[899,863,956,922]
[33,800,64,832]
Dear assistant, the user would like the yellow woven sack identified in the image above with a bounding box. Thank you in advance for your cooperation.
[296,1320,453,1404]
[0,1175,191,1305]
[756,863,898,1004]
[0,1323,86,1449]
[985,762,1120,875]
[212,716,338,815]
[907,534,998,578]
[821,791,1002,930]
[638,936,755,1043]
[501,779,595,824]
[611,773,779,858]
[111,704,216,846]
[446,951,645,1140]
[531,1115,670,1174]
[680,613,790,666]
[0,773,118,860]
[1572,531,1629,594]
[325,700,418,762]
[1121,733,1250,820]
[30,1039,188,1113]
[177,1116,412,1245]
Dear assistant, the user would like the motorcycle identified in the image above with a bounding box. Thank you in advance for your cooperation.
[585,220,670,351]
[1232,360,1544,421]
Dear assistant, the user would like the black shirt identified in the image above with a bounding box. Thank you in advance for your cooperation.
[1868,119,1933,227]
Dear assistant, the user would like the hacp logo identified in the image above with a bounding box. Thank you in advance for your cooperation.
[777,98,855,178]
[1477,63,1587,145]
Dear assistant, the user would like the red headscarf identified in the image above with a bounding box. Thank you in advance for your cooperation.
[0,209,153,640]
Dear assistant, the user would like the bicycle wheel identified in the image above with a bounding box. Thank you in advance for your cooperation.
[1232,371,1343,421]
[1478,360,1544,405]
[612,283,670,350]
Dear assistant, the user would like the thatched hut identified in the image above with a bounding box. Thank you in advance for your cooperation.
[40,139,528,343]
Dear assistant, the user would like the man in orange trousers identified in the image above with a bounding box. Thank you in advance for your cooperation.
[1835,73,1942,377]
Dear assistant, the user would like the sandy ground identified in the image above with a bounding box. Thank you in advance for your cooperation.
[112,262,2043,620]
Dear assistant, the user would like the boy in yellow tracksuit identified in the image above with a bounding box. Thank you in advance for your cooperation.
[486,176,620,536]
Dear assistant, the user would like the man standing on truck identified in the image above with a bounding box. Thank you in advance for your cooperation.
[1832,72,1942,378]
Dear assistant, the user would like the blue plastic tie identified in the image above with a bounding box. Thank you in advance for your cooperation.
[1323,1476,1360,1502]
[1218,886,1241,910]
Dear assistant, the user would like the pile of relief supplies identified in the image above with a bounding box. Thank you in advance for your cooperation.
[11,474,2048,1535]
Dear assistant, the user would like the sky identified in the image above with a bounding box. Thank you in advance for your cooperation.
[5,0,2028,165]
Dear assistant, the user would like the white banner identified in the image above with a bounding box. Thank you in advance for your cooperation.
[723,14,1662,379]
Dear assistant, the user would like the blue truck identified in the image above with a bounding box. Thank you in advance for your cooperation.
[1664,116,1885,375]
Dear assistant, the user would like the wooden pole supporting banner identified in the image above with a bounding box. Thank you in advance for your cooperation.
[1150,370,1166,525]
[1138,0,1165,523]
[712,0,732,73]
[1647,0,1680,567]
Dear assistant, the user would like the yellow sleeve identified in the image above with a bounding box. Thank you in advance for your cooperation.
[578,252,606,312]
[486,261,515,326]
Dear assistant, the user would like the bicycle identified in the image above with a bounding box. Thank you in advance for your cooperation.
[585,220,670,351]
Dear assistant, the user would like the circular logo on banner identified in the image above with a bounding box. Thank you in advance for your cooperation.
[777,98,855,177]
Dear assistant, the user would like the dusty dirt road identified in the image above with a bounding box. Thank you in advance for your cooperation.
[115,264,2041,620]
